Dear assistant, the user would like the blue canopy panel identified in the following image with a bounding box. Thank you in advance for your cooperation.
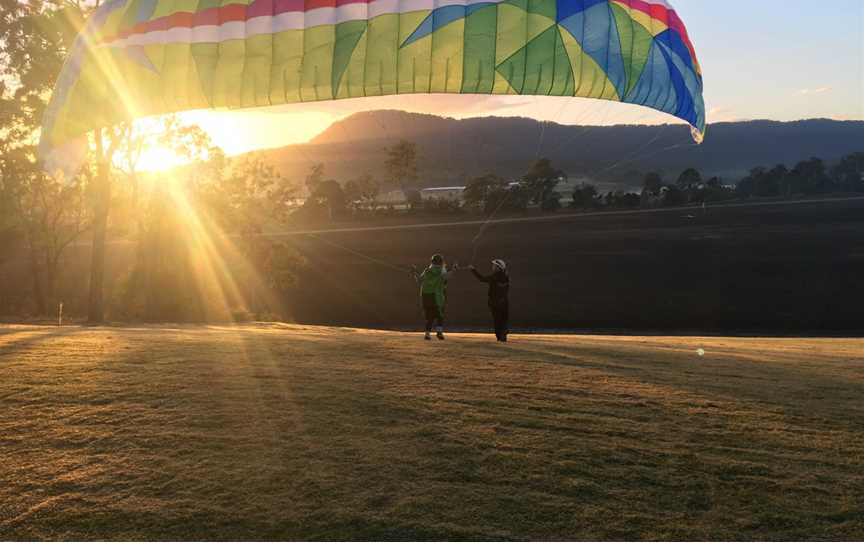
[557,1,628,101]
[402,2,500,48]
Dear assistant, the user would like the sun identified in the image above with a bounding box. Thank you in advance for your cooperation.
[135,143,190,172]
[127,109,333,172]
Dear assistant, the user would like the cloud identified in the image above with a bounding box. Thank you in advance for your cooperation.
[794,87,833,96]
[706,106,740,122]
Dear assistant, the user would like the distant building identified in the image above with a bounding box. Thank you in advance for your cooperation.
[553,177,593,197]
[373,189,410,210]
[376,189,407,204]
[420,186,465,202]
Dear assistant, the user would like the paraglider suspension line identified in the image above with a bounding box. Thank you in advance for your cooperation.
[304,233,410,274]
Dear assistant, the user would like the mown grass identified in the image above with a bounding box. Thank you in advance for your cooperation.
[1,325,862,541]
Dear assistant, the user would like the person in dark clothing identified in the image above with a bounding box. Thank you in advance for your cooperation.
[469,259,510,342]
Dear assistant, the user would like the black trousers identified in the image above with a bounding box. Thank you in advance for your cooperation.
[489,299,509,341]
[422,293,444,332]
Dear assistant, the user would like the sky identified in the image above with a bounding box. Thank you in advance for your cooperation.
[180,0,864,156]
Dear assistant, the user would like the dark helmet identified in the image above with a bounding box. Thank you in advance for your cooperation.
[431,254,444,265]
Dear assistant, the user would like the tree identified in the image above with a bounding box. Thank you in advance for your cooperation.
[676,168,702,191]
[87,128,124,323]
[343,179,362,211]
[789,158,830,195]
[661,185,686,206]
[312,180,347,220]
[0,0,134,323]
[736,167,767,198]
[0,1,92,316]
[523,158,565,211]
[300,164,346,221]
[703,176,736,202]
[571,183,598,209]
[0,2,73,146]
[541,192,562,211]
[504,183,534,212]
[2,156,90,314]
[359,175,380,209]
[344,173,378,212]
[765,164,788,197]
[207,156,305,318]
[738,165,786,198]
[463,174,507,213]
[0,177,17,265]
[642,172,664,196]
[399,188,420,210]
[605,190,640,209]
[385,140,419,196]
[830,153,864,192]
[121,186,201,322]
[305,163,325,196]
[116,115,226,208]
[123,151,305,322]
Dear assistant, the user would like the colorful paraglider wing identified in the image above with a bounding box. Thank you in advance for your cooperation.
[40,0,705,171]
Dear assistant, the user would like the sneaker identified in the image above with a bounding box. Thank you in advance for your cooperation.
[424,333,432,341]
[436,331,445,340]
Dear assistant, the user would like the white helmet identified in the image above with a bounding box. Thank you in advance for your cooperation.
[492,259,507,272]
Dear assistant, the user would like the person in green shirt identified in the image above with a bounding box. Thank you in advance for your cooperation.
[415,254,458,340]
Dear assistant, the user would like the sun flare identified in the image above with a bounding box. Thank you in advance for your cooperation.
[178,109,335,155]
[135,143,190,172]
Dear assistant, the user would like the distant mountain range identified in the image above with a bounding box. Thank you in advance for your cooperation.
[253,111,864,190]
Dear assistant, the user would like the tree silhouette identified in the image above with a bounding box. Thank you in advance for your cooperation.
[831,153,864,192]
[676,168,703,191]
[523,158,565,211]
[385,140,419,196]
[642,172,664,196]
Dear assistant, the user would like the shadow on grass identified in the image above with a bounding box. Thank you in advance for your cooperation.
[480,340,864,425]
[0,326,87,353]
[2,328,862,542]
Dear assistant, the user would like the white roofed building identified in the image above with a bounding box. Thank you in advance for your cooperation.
[420,186,466,202]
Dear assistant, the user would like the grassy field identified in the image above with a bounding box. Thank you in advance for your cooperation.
[1,324,862,541]
[285,197,864,332]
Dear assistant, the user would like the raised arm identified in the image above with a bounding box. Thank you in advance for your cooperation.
[471,268,491,283]
[412,266,426,285]
[442,263,464,279]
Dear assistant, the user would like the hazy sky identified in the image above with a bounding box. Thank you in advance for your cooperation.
[183,0,864,155]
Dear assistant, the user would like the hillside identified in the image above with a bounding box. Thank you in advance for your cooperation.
[2,324,862,541]
[256,111,864,188]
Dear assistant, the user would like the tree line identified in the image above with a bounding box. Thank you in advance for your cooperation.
[735,155,864,198]
[302,150,862,221]
[464,154,862,214]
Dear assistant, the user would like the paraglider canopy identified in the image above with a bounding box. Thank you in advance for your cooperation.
[40,0,706,172]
